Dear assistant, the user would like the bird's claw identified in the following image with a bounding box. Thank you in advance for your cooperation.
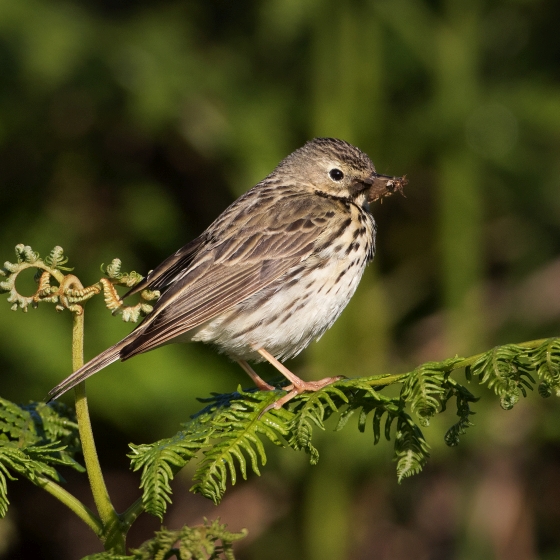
[259,375,345,417]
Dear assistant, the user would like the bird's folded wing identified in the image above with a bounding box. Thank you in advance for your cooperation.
[119,198,335,358]
[123,235,206,298]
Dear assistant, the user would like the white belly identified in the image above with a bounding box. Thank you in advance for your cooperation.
[191,206,375,362]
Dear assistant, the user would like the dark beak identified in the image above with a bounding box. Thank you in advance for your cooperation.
[366,172,408,203]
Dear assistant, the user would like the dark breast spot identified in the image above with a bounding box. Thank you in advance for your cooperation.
[264,313,280,325]
[335,218,352,237]
[280,311,294,324]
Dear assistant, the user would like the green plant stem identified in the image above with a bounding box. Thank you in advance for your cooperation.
[72,311,126,552]
[37,475,103,536]
[121,496,145,530]
[365,337,551,388]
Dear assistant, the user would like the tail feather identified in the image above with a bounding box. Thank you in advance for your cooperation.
[47,337,132,401]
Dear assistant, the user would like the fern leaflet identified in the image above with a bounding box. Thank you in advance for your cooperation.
[129,418,215,519]
[191,389,290,504]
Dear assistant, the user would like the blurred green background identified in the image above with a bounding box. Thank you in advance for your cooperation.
[1,0,560,558]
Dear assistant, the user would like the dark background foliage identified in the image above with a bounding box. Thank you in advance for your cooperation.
[1,0,560,558]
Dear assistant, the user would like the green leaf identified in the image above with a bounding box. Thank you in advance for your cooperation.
[400,358,462,425]
[286,385,345,464]
[0,398,83,517]
[394,413,430,482]
[129,418,215,520]
[531,338,560,397]
[83,519,247,559]
[191,389,289,504]
[443,380,479,447]
[470,345,536,410]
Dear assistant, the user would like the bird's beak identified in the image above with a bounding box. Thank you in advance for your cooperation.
[366,173,408,203]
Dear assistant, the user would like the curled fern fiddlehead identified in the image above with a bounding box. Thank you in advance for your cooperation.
[470,344,536,410]
[0,243,156,322]
[530,338,560,397]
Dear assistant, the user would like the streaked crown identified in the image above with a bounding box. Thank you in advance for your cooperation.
[272,137,377,201]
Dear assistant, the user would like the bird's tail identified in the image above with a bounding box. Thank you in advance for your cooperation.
[47,335,134,402]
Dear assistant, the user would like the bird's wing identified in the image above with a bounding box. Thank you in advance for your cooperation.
[123,235,206,298]
[119,193,338,359]
[46,192,346,401]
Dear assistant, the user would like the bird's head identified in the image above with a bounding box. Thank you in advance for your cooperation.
[272,137,406,205]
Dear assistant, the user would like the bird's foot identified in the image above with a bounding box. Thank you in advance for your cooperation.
[249,348,345,415]
[264,374,344,413]
[282,376,345,394]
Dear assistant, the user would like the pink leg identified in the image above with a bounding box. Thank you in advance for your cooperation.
[256,348,344,410]
[237,359,275,391]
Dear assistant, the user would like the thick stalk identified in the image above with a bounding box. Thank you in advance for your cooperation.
[72,311,126,551]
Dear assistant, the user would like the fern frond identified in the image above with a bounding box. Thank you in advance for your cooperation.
[191,389,290,504]
[442,379,479,447]
[0,460,17,517]
[128,419,215,520]
[332,388,429,481]
[0,442,81,516]
[0,398,83,517]
[393,412,430,481]
[287,384,350,464]
[21,401,81,459]
[130,338,560,510]
[82,517,247,560]
[401,358,462,425]
[82,555,129,560]
[470,344,535,409]
[131,519,246,560]
[44,246,72,271]
[530,338,560,397]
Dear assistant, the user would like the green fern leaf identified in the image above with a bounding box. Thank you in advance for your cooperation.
[129,418,215,520]
[0,398,83,517]
[394,413,430,481]
[82,555,130,560]
[191,389,290,504]
[105,519,247,560]
[400,358,462,426]
[287,384,347,464]
[470,345,535,409]
[443,380,478,446]
[83,517,247,560]
[0,460,17,517]
[531,338,560,397]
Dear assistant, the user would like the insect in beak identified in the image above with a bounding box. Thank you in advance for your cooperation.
[367,173,408,203]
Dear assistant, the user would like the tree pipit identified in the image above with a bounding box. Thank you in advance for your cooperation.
[49,138,407,409]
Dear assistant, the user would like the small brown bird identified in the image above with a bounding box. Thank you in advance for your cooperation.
[48,138,406,409]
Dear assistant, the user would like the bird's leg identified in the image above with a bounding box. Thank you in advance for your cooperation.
[256,348,344,409]
[237,359,275,391]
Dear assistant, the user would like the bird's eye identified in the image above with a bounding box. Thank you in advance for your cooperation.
[329,168,344,181]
